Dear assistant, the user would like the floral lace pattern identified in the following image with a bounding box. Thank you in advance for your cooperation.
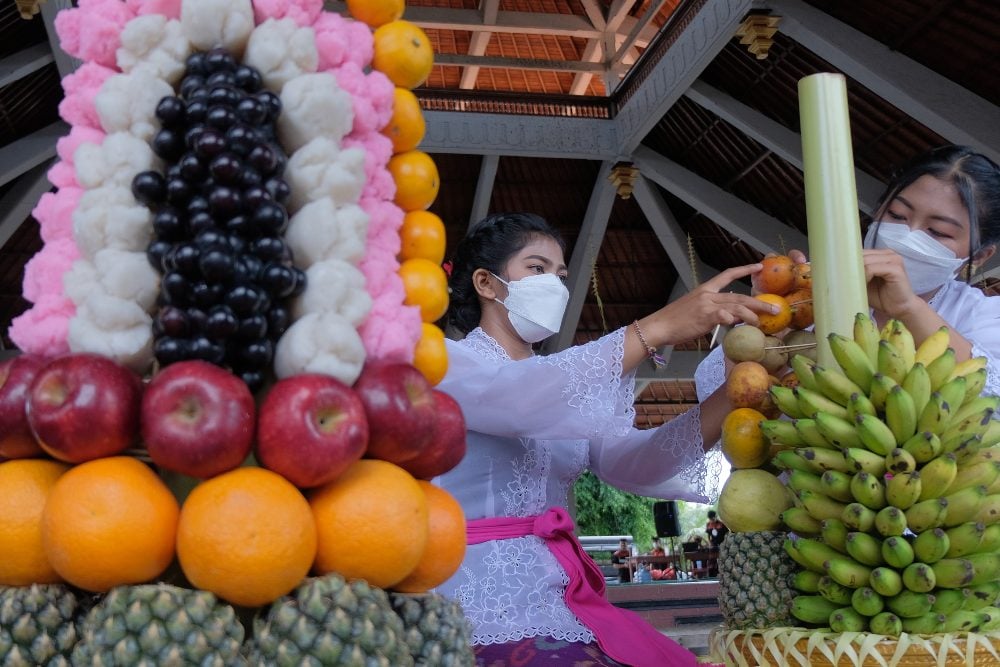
[647,405,723,502]
[694,344,726,403]
[500,439,546,517]
[462,327,516,364]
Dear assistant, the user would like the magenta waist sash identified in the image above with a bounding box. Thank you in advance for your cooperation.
[466,507,697,667]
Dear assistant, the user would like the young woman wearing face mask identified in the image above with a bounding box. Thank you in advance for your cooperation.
[695,144,1000,404]
[432,212,777,666]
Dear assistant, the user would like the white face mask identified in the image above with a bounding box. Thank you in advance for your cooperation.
[492,273,570,343]
[863,221,966,295]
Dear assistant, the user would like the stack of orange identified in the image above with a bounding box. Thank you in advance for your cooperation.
[347,0,449,387]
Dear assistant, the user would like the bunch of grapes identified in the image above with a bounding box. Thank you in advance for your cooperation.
[131,47,306,392]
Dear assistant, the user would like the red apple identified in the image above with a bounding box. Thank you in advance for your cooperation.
[353,361,436,464]
[26,353,142,463]
[0,354,47,458]
[142,360,255,479]
[257,373,368,488]
[400,389,467,479]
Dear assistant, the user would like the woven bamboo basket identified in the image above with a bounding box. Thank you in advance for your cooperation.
[708,626,1000,667]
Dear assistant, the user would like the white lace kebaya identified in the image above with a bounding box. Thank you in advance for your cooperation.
[432,326,723,646]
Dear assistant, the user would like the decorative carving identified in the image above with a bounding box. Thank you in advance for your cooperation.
[736,14,781,59]
[608,163,640,199]
[16,0,45,18]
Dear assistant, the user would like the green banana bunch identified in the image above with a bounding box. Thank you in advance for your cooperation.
[770,385,806,419]
[869,610,902,636]
[850,471,887,510]
[979,524,1000,552]
[901,562,936,593]
[902,362,932,417]
[886,448,917,474]
[788,536,844,573]
[847,392,878,420]
[817,576,853,605]
[883,319,916,371]
[930,558,975,588]
[814,364,865,408]
[902,431,942,464]
[874,506,908,537]
[791,595,840,625]
[793,570,824,593]
[850,586,884,617]
[854,413,896,456]
[973,494,1000,526]
[915,326,951,368]
[962,582,1000,610]
[796,386,850,421]
[878,339,910,384]
[941,485,989,527]
[869,567,903,597]
[885,471,922,510]
[793,418,835,450]
[881,536,915,569]
[820,518,849,553]
[926,348,957,392]
[845,531,884,567]
[790,354,820,392]
[941,610,984,632]
[886,385,918,444]
[944,460,1000,495]
[798,489,848,521]
[885,590,935,618]
[773,448,813,472]
[931,588,970,614]
[825,556,873,589]
[842,502,877,532]
[853,313,880,368]
[845,448,888,476]
[905,498,949,533]
[917,453,958,501]
[782,506,823,535]
[815,412,863,449]
[759,418,804,447]
[829,332,875,395]
[900,612,946,634]
[829,606,868,632]
[944,522,987,558]
[917,392,953,436]
[912,528,950,564]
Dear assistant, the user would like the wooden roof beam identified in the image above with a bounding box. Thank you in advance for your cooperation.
[0,122,65,188]
[468,154,499,228]
[458,0,499,90]
[633,144,808,256]
[0,161,53,251]
[434,53,605,74]
[770,0,1000,163]
[0,43,54,89]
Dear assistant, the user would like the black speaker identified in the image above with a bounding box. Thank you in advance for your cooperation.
[653,501,681,538]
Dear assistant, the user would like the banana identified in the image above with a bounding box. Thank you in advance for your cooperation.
[869,373,898,413]
[793,570,824,593]
[912,528,950,564]
[901,612,946,634]
[813,364,865,407]
[915,326,951,367]
[850,471,887,510]
[816,412,863,450]
[902,431,942,464]
[821,518,850,552]
[886,448,917,474]
[790,354,820,392]
[884,319,916,373]
[825,556,873,589]
[945,461,1000,496]
[963,368,988,403]
[785,537,825,574]
[770,385,806,419]
[821,470,856,503]
[917,453,958,501]
[830,606,868,632]
[760,418,805,447]
[854,312,880,368]
[886,385,918,444]
[788,470,826,496]
[773,449,813,472]
[845,531,884,566]
[850,586,884,617]
[874,506,908,537]
[869,610,902,636]
[978,524,1000,553]
[983,422,1000,449]
[855,413,897,456]
[885,470,922,510]
[878,339,910,384]
[792,418,835,450]
[818,576,854,605]
[796,386,850,421]
[945,434,984,464]
[905,498,950,533]
[847,392,878,420]
[799,489,849,522]
[828,332,875,395]
[885,590,935,618]
[901,562,936,593]
[979,606,1000,631]
[791,595,840,625]
[951,395,1000,430]
[926,347,958,392]
[930,558,976,588]
[942,485,989,527]
[843,502,877,533]
[798,447,852,474]
[881,535,915,569]
[944,522,987,558]
[869,567,904,598]
[782,507,823,535]
[941,610,984,633]
[793,537,848,572]
[948,355,988,383]
[966,552,1000,586]
[931,588,970,614]
[962,582,1000,611]
[974,494,1000,526]
[902,362,932,417]
[845,448,888,476]
[938,376,968,420]
[917,392,953,436]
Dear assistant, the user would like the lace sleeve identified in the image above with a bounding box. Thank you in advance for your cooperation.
[694,345,726,402]
[970,340,1000,398]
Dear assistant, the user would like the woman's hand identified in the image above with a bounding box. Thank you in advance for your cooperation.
[863,248,923,318]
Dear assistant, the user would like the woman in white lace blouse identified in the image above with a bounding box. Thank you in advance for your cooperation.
[432,212,776,666]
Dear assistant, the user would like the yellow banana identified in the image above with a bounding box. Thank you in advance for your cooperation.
[854,312,880,368]
[799,488,850,521]
[918,452,958,501]
[788,469,825,496]
[942,485,989,527]
[902,362,932,417]
[918,391,954,436]
[796,386,850,421]
[798,447,852,474]
[844,448,888,476]
[948,356,988,382]
[977,524,1000,553]
[815,412,862,449]
[901,431,942,464]
[773,449,813,472]
[963,368,988,403]
[938,376,969,421]
[850,471,887,510]
[905,497,950,533]
[842,502,877,532]
[785,538,826,574]
[794,536,848,571]
[886,448,917,475]
[885,471,922,510]
[983,421,1000,449]
[884,319,916,372]
[953,395,1000,427]
[821,470,856,503]
[825,556,874,589]
[828,332,874,395]
[813,364,865,407]
[886,385,918,444]
[926,347,958,391]
[878,339,910,384]
[783,507,823,535]
[974,494,1000,526]
[874,506,908,537]
[945,461,1000,496]
[770,385,806,419]
[790,354,820,392]
[869,373,898,413]
[854,413,897,456]
[944,522,987,558]
[915,326,952,367]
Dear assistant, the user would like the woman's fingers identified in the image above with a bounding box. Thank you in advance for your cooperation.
[789,248,809,264]
[701,263,763,292]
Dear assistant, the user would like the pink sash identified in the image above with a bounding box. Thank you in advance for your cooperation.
[467,507,698,667]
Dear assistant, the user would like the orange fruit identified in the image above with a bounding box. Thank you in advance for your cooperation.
[725,361,771,411]
[0,459,70,586]
[785,287,814,330]
[754,293,792,335]
[41,457,179,592]
[413,322,448,386]
[388,150,440,211]
[400,257,449,323]
[399,210,446,264]
[754,255,796,296]
[721,408,769,469]
[177,467,316,607]
[393,481,466,593]
[792,262,812,289]
[373,20,434,90]
[384,87,426,154]
[346,0,404,28]
[310,459,429,589]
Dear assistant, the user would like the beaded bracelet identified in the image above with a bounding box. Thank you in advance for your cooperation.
[632,320,666,369]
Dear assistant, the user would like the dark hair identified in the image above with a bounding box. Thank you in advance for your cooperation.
[872,145,1000,274]
[707,511,717,519]
[446,212,566,335]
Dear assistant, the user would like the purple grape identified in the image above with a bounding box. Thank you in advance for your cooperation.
[224,215,254,237]
[247,144,278,174]
[154,306,190,338]
[264,178,290,203]
[252,202,287,234]
[192,281,226,307]
[209,153,242,184]
[227,285,266,316]
[206,71,236,87]
[165,177,194,206]
[178,152,206,182]
[208,86,240,108]
[184,53,208,76]
[236,97,267,125]
[267,306,290,339]
[155,96,186,126]
[205,305,239,339]
[240,340,273,369]
[239,370,265,392]
[243,186,271,210]
[185,124,207,150]
[236,314,268,339]
[225,125,257,156]
[165,243,201,275]
[154,337,190,366]
[200,249,235,283]
[152,209,184,240]
[289,268,307,297]
[208,186,242,219]
[188,211,216,235]
[195,229,227,250]
[146,240,173,273]
[131,171,166,206]
[239,166,263,189]
[187,307,208,333]
[255,90,281,119]
[234,65,262,92]
[161,272,190,305]
[251,236,289,261]
[185,99,208,122]
[153,128,185,161]
[205,48,237,73]
[260,262,297,298]
[206,106,237,130]
[189,336,224,364]
[194,128,227,159]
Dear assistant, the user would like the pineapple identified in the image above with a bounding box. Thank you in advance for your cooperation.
[718,531,796,629]
[0,584,80,667]
[388,591,474,666]
[71,583,245,666]
[250,575,413,666]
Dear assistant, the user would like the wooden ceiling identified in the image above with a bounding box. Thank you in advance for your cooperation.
[1,0,998,426]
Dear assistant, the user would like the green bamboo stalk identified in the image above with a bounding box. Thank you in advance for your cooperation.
[798,73,869,368]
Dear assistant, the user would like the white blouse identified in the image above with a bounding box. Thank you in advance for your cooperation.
[434,326,722,646]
